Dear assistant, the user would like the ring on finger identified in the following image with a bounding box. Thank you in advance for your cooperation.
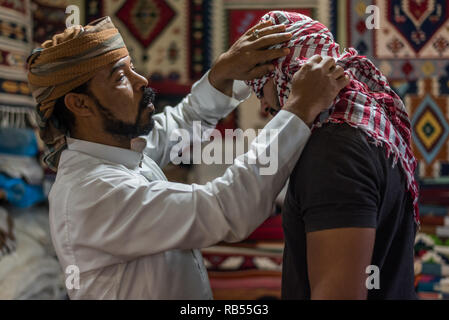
[252,29,260,39]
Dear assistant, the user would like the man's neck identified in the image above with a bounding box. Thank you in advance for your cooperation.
[70,130,131,150]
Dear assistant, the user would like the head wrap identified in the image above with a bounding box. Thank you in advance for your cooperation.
[27,16,129,171]
[246,11,420,225]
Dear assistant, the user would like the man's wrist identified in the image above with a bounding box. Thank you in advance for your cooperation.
[283,99,313,128]
[209,55,234,97]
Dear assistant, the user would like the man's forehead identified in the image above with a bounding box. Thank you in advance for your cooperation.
[91,55,132,80]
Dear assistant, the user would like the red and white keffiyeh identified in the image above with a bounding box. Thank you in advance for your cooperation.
[246,11,420,225]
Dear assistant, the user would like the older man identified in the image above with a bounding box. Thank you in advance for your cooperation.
[27,16,348,299]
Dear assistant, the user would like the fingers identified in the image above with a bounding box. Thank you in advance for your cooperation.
[320,56,336,71]
[308,55,324,64]
[245,20,273,36]
[250,32,293,50]
[331,65,345,79]
[253,47,290,64]
[250,24,287,40]
[247,64,275,79]
[336,73,350,89]
[302,55,323,70]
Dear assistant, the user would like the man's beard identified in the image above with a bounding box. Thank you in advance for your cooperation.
[90,87,156,139]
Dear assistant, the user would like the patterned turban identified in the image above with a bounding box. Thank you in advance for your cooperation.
[27,16,129,171]
[246,11,420,225]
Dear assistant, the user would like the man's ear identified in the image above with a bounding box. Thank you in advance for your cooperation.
[64,93,94,117]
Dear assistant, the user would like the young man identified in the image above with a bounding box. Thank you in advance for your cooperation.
[248,11,418,300]
[27,16,348,299]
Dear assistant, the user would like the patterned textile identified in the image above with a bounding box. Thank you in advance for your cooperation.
[227,8,313,47]
[203,252,282,272]
[415,233,449,298]
[0,0,35,128]
[220,0,333,129]
[27,16,129,170]
[342,0,449,80]
[405,78,449,177]
[202,243,283,300]
[375,0,449,59]
[85,0,214,90]
[115,0,175,49]
[245,10,420,224]
[32,0,81,46]
[208,270,282,300]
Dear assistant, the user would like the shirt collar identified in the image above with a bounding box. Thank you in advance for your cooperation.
[66,137,147,169]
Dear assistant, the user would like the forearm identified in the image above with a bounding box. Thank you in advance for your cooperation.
[215,110,310,242]
[144,70,250,167]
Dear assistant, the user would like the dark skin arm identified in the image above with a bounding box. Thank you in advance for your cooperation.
[307,227,376,300]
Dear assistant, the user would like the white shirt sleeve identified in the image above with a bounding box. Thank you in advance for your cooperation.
[68,110,311,261]
[144,70,251,168]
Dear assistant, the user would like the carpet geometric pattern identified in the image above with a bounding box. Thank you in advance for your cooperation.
[115,0,176,49]
[406,79,449,177]
[343,0,449,80]
[86,0,211,93]
[375,0,449,59]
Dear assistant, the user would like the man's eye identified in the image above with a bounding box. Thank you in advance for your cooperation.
[117,75,125,82]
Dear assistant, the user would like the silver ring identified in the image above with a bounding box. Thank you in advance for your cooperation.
[252,29,260,39]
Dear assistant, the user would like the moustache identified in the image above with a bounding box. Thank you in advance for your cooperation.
[139,87,156,112]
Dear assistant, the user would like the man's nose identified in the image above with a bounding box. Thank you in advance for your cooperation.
[131,70,149,91]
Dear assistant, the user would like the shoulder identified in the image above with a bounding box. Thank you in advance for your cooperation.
[291,123,378,178]
[287,123,383,203]
[305,123,372,155]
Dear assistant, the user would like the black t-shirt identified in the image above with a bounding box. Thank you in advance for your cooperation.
[281,123,417,300]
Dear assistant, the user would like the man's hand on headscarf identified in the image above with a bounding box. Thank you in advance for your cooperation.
[209,20,292,96]
[283,55,350,127]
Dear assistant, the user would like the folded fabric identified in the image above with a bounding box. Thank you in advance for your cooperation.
[0,174,45,208]
[0,207,16,258]
[8,206,54,256]
[419,205,449,217]
[0,128,38,156]
[0,227,65,299]
[417,278,449,294]
[415,262,449,277]
[416,233,447,246]
[0,154,44,185]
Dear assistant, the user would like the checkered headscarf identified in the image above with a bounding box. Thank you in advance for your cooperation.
[246,11,420,225]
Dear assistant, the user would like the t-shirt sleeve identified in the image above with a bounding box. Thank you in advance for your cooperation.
[291,124,380,233]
